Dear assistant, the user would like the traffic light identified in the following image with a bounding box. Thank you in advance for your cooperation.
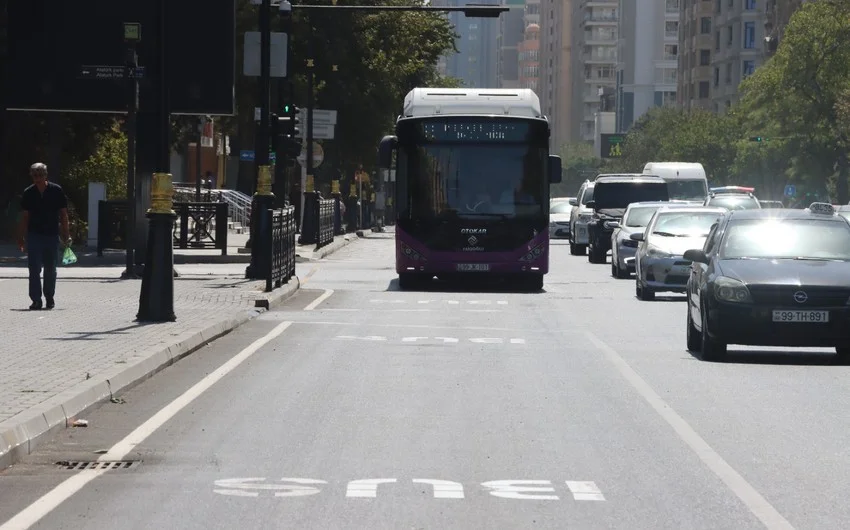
[287,104,300,138]
[749,136,763,142]
[284,136,303,158]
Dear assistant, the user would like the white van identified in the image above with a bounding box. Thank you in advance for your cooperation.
[642,162,709,202]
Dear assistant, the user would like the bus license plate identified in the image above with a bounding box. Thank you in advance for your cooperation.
[772,310,829,323]
[457,263,490,272]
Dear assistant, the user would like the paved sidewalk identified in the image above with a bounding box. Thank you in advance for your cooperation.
[0,271,299,470]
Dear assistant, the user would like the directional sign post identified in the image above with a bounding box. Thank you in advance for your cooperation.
[79,65,145,80]
[240,150,276,162]
[784,184,796,197]
[296,109,336,140]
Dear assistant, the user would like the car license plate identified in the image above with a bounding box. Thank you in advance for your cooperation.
[772,310,829,323]
[456,263,490,272]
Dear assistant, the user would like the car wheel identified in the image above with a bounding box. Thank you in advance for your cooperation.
[615,261,629,279]
[571,243,586,256]
[686,307,701,352]
[700,303,727,361]
[636,278,655,301]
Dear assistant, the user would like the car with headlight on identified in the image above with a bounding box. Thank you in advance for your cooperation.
[631,206,726,300]
[568,181,594,255]
[683,202,850,361]
[609,201,692,278]
[549,198,573,239]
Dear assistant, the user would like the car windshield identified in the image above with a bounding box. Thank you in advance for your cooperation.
[651,211,723,237]
[581,187,594,204]
[665,180,706,201]
[550,202,572,214]
[625,206,662,227]
[707,195,761,210]
[720,218,850,260]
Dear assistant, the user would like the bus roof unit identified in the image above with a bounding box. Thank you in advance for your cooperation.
[402,88,544,119]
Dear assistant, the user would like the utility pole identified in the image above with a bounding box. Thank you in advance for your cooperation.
[122,25,141,280]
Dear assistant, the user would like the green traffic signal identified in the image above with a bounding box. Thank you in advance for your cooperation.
[749,136,763,142]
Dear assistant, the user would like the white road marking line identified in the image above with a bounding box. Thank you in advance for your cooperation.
[470,338,503,344]
[510,338,526,344]
[274,478,327,497]
[585,331,794,530]
[565,481,605,501]
[288,320,549,332]
[304,289,334,311]
[346,479,397,498]
[0,321,294,530]
[481,480,559,500]
[402,337,429,342]
[413,479,465,499]
[435,337,459,343]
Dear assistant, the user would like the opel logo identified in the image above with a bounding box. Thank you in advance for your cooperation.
[468,236,478,245]
[793,291,808,304]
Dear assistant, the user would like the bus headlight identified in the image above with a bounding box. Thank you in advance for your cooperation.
[519,244,546,262]
[400,242,424,261]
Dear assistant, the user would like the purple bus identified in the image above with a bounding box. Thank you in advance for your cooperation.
[377,88,563,290]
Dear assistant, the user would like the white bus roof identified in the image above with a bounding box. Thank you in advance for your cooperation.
[402,88,544,119]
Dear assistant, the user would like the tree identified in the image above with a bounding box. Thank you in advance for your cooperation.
[612,107,738,184]
[737,0,850,201]
[63,121,128,211]
[555,142,604,195]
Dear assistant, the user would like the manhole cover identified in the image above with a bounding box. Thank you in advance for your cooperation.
[56,460,141,471]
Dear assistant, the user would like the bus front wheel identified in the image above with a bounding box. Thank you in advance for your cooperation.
[522,274,544,292]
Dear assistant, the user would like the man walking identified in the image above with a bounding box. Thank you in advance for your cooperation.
[17,163,71,310]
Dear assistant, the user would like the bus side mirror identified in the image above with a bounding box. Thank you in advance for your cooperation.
[378,135,398,170]
[549,155,562,184]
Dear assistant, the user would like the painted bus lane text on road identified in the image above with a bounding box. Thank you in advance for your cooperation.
[213,478,604,501]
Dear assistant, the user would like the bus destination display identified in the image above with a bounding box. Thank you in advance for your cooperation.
[418,121,531,142]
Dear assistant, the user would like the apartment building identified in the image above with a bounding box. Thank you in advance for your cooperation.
[711,0,766,111]
[615,0,679,131]
[431,0,499,88]
[678,0,715,110]
[519,23,541,92]
[540,0,574,150]
[496,0,528,88]
[765,0,806,55]
[572,0,619,142]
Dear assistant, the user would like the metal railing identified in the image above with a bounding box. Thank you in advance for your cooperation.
[173,202,229,254]
[317,198,334,249]
[264,206,297,292]
[173,185,252,233]
[97,200,129,255]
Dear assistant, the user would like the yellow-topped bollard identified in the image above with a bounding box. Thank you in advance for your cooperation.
[148,172,175,214]
[350,183,357,196]
[306,174,315,193]
[331,179,340,194]
[256,165,274,196]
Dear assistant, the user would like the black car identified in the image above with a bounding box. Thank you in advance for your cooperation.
[585,175,669,264]
[684,203,850,360]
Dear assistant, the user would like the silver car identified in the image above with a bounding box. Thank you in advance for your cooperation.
[632,206,727,301]
[568,181,595,255]
[609,201,692,278]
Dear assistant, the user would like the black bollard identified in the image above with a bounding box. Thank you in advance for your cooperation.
[246,165,275,279]
[137,172,177,322]
[331,179,343,235]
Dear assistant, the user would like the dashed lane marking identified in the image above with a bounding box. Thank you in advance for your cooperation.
[304,289,334,311]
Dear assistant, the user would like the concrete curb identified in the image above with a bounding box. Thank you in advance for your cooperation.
[0,277,300,472]
[296,230,372,262]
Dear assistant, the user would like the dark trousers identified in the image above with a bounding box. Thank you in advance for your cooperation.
[27,233,59,302]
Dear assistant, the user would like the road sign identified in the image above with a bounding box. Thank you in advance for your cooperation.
[243,32,288,78]
[297,142,324,167]
[240,150,276,162]
[79,65,145,80]
[298,123,335,140]
[784,184,796,197]
[297,109,338,125]
[600,134,624,159]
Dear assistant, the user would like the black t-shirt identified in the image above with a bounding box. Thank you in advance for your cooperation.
[21,182,68,235]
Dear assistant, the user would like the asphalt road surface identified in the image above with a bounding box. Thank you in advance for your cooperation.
[2,230,850,529]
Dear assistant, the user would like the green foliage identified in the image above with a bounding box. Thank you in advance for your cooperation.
[553,142,603,196]
[63,121,128,216]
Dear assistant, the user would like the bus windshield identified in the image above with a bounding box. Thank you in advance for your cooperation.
[398,118,548,220]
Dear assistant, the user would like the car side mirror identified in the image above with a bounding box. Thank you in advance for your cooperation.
[629,232,644,242]
[585,200,596,209]
[683,249,709,264]
[549,155,562,184]
[568,198,577,206]
[604,221,620,229]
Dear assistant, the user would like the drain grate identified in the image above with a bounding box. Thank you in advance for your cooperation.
[56,460,141,471]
